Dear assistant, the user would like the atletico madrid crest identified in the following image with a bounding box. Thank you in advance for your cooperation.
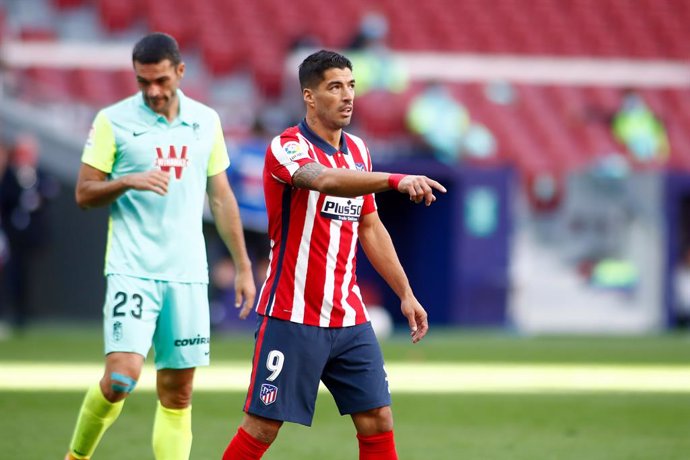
[260,383,278,406]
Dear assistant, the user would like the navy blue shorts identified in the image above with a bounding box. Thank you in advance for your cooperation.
[242,315,391,426]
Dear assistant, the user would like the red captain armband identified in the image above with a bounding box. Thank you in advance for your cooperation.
[387,174,407,190]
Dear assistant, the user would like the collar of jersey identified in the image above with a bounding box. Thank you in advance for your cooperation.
[298,119,349,156]
[136,90,195,127]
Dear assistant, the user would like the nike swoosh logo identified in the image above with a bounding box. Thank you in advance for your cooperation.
[133,131,147,137]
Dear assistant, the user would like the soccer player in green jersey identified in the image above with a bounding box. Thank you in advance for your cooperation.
[64,33,256,460]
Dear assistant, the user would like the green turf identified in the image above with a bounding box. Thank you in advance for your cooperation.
[1,390,689,459]
[1,325,690,459]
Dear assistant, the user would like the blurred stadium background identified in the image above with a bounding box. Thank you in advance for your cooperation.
[1,0,690,458]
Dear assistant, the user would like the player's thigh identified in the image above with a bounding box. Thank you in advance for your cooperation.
[322,321,391,416]
[153,281,210,370]
[244,315,330,426]
[103,275,161,358]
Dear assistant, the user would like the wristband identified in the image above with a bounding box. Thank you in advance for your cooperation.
[388,174,407,190]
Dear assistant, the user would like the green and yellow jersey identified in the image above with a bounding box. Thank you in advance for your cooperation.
[82,90,229,283]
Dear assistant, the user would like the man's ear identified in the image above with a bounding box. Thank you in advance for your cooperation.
[303,88,314,107]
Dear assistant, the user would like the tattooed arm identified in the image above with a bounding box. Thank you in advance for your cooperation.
[292,162,446,204]
[292,162,389,197]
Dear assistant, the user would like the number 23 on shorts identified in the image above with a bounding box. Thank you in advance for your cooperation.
[112,291,143,319]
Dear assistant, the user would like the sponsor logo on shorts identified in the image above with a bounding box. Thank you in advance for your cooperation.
[355,162,365,171]
[174,335,210,347]
[260,383,278,406]
[113,321,123,342]
[321,196,363,221]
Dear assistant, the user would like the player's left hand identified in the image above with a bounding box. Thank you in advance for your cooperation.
[234,267,257,319]
[397,175,446,206]
[400,295,429,343]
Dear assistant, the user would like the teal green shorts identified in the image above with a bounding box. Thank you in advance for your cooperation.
[103,274,210,370]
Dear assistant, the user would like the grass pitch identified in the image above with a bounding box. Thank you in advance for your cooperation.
[1,325,689,459]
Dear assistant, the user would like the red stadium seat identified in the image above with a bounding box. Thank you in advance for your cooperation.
[71,68,119,107]
[111,69,139,100]
[53,0,85,9]
[355,90,408,139]
[199,31,247,76]
[20,67,73,103]
[97,0,136,33]
[0,7,5,45]
[18,26,57,41]
[17,0,690,179]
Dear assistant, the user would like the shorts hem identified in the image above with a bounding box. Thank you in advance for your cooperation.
[245,409,314,427]
[105,349,148,359]
[154,360,209,370]
[338,400,392,416]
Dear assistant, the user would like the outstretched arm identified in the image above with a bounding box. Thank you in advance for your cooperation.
[292,162,446,205]
[75,163,170,209]
[358,211,429,343]
[207,172,256,319]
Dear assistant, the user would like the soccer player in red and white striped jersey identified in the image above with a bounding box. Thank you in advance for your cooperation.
[256,118,377,328]
[223,50,445,460]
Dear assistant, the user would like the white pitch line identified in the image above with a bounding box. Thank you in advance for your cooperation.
[2,362,690,393]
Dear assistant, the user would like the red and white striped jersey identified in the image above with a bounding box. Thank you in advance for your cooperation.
[255,120,377,327]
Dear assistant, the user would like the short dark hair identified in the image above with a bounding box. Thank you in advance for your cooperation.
[132,32,182,66]
[298,50,352,90]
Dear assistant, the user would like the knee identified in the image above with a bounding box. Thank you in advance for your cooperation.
[354,406,394,436]
[100,372,138,402]
[157,374,194,408]
[241,414,283,444]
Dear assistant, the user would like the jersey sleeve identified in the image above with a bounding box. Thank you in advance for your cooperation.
[82,111,116,173]
[266,134,315,185]
[207,114,230,177]
[362,194,377,215]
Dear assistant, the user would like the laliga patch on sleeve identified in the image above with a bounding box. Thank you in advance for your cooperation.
[85,126,95,149]
[283,141,310,162]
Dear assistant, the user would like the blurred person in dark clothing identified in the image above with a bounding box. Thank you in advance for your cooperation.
[0,134,59,332]
[346,11,408,96]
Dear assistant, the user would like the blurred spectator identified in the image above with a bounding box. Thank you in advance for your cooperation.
[0,145,9,270]
[210,115,272,329]
[406,81,497,163]
[589,257,639,294]
[226,118,270,233]
[208,239,269,331]
[530,172,562,210]
[209,253,239,329]
[347,11,389,51]
[484,79,517,106]
[462,122,498,161]
[289,33,322,53]
[0,134,59,333]
[612,89,669,163]
[347,12,409,96]
[208,114,275,330]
